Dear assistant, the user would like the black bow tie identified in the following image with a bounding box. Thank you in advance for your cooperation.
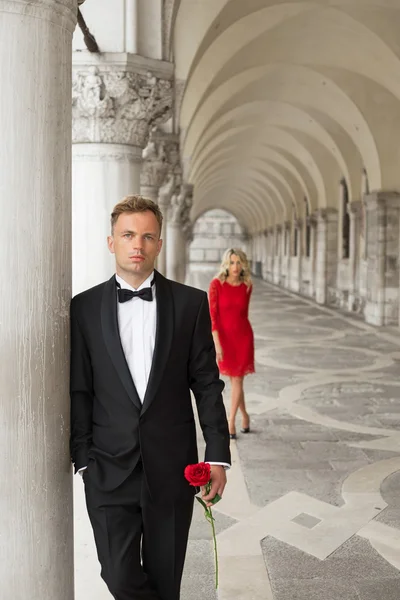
[116,279,155,303]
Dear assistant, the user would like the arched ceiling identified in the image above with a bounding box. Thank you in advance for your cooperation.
[173,0,400,232]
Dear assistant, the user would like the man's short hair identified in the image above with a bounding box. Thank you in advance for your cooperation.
[111,195,163,235]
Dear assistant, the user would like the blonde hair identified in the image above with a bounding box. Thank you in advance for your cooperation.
[111,195,163,235]
[217,248,252,287]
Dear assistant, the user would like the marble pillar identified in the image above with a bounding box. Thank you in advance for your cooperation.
[347,202,360,311]
[309,217,317,299]
[157,174,175,275]
[293,219,303,293]
[267,227,275,281]
[140,129,169,203]
[261,231,269,280]
[273,226,281,284]
[72,54,173,294]
[72,143,142,293]
[166,184,193,282]
[166,219,186,282]
[365,192,400,326]
[141,132,180,276]
[282,222,291,289]
[315,209,338,305]
[0,1,76,597]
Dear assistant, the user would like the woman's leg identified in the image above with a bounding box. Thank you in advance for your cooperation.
[239,386,250,430]
[229,377,244,435]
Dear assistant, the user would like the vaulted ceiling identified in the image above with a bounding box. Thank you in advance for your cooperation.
[171,0,400,232]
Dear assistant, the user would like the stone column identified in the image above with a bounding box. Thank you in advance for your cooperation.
[267,227,274,281]
[158,174,175,275]
[140,128,169,202]
[315,209,338,305]
[0,1,76,598]
[261,230,268,280]
[167,184,193,282]
[280,221,289,288]
[293,219,303,293]
[365,192,400,326]
[308,215,317,299]
[347,202,360,311]
[152,134,180,275]
[273,225,281,284]
[72,55,173,294]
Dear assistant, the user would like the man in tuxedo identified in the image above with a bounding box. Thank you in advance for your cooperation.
[70,195,231,600]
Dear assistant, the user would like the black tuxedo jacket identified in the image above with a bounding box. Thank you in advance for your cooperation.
[69,270,230,501]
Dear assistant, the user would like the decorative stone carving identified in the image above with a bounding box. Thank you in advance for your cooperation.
[306,214,317,227]
[181,186,194,240]
[170,184,193,232]
[141,129,182,191]
[141,130,169,189]
[294,218,303,229]
[158,173,175,208]
[72,66,172,147]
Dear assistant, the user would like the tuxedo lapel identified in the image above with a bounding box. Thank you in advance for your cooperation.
[101,276,142,411]
[141,271,174,415]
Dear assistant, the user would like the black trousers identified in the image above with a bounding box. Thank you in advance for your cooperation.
[84,461,194,600]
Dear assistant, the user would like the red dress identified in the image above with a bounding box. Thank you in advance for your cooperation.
[208,278,255,377]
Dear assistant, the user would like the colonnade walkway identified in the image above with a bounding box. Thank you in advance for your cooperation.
[75,267,400,600]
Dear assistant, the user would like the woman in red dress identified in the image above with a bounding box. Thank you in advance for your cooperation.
[209,248,255,439]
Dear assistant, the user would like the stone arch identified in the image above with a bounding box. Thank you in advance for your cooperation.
[174,0,400,229]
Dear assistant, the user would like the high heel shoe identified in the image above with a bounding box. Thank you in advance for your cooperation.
[229,432,237,440]
[240,417,250,434]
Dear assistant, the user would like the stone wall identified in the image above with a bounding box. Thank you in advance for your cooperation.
[254,193,400,327]
[189,209,248,265]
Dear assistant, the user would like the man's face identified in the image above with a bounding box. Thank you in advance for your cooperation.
[108,211,162,280]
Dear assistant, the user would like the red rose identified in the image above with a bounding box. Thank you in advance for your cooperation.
[184,462,211,487]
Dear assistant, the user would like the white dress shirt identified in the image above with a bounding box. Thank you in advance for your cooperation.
[116,272,156,403]
[79,272,229,473]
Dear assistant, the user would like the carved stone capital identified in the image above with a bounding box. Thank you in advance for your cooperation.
[72,62,173,148]
[316,208,338,223]
[306,214,317,227]
[294,218,303,230]
[141,129,169,189]
[346,200,362,216]
[283,220,291,231]
[170,184,193,226]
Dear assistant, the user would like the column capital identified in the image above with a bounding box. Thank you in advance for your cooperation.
[72,55,173,148]
[0,0,77,32]
[170,183,193,228]
[316,207,338,223]
[347,200,363,215]
[141,129,169,190]
[306,214,318,227]
[158,173,175,209]
[294,218,303,229]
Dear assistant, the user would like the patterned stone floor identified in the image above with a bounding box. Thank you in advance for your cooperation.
[74,268,400,600]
